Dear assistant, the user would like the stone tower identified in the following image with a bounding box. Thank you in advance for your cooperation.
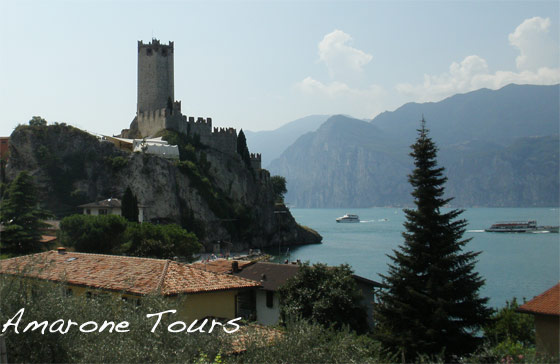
[137,39,174,114]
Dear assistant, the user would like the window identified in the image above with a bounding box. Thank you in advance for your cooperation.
[147,48,153,56]
[65,288,73,296]
[98,209,108,215]
[86,209,91,215]
[266,291,274,308]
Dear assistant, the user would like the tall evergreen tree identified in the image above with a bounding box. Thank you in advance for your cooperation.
[375,118,491,361]
[121,187,139,223]
[0,171,48,254]
[236,129,252,169]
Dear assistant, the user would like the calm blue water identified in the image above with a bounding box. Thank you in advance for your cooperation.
[268,208,560,309]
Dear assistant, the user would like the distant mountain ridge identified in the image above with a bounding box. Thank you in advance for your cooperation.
[268,84,559,207]
[371,84,559,146]
[245,115,330,167]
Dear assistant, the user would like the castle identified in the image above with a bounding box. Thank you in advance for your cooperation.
[122,39,261,169]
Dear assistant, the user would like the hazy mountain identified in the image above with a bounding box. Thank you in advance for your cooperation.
[245,115,330,167]
[371,83,559,146]
[268,84,559,207]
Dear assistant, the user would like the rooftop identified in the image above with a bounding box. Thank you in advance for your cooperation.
[233,262,305,291]
[0,251,260,296]
[233,261,384,291]
[190,259,254,274]
[78,198,122,209]
[518,282,560,316]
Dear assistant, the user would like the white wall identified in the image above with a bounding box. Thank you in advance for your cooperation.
[83,207,144,223]
[256,290,281,326]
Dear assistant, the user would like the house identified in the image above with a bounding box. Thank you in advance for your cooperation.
[231,261,383,328]
[0,249,261,323]
[103,135,179,159]
[517,282,560,357]
[78,198,146,223]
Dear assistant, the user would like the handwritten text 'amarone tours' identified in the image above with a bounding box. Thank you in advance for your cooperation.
[2,308,241,335]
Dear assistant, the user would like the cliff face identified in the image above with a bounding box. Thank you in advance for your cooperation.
[6,124,321,251]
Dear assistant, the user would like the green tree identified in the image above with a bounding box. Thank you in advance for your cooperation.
[28,116,47,126]
[0,171,48,254]
[271,175,287,203]
[60,214,128,253]
[121,187,139,223]
[126,222,201,261]
[483,298,535,347]
[279,263,369,334]
[375,118,491,361]
[236,129,251,169]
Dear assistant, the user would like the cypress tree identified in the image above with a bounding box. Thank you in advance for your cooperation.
[236,129,252,169]
[375,118,491,361]
[121,187,139,223]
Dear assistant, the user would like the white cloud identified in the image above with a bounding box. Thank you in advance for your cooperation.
[318,29,373,79]
[396,17,560,102]
[292,30,384,118]
[509,16,559,71]
[298,76,353,97]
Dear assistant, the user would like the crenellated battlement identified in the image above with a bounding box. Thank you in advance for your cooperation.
[250,153,262,170]
[213,127,236,135]
[138,38,174,56]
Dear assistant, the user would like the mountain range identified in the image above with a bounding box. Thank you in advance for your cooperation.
[245,115,330,167]
[260,84,559,207]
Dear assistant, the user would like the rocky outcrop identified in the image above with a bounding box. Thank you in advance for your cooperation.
[6,124,321,251]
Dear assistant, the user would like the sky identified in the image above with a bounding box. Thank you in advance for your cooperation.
[1,0,559,137]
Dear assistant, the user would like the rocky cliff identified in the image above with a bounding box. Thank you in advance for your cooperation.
[6,123,321,251]
[269,84,560,208]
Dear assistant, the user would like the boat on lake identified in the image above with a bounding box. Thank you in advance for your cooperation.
[336,214,360,223]
[485,220,559,233]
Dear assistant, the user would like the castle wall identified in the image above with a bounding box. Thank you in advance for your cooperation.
[137,108,167,137]
[210,127,237,155]
[137,39,174,114]
[250,153,262,170]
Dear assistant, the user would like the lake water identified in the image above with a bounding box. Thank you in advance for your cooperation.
[267,208,559,309]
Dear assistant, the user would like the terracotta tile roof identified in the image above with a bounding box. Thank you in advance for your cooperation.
[40,235,57,244]
[162,262,260,295]
[229,324,284,354]
[518,282,560,316]
[0,251,260,296]
[190,259,254,274]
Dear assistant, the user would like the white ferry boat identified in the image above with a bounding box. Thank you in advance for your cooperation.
[484,220,558,233]
[336,214,360,223]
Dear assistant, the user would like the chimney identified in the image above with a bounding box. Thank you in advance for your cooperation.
[232,261,239,273]
[57,247,67,255]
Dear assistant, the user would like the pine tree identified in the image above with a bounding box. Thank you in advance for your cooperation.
[0,171,48,254]
[121,187,139,223]
[375,118,491,361]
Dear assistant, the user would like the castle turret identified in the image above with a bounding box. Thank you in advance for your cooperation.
[137,39,174,114]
